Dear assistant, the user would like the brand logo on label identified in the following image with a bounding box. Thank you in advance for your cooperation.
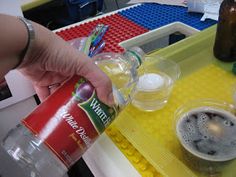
[90,97,112,127]
[79,92,117,134]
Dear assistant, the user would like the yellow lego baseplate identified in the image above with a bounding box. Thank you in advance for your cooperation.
[106,126,162,177]
[107,63,236,177]
[106,26,236,177]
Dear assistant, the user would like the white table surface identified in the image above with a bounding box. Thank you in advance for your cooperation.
[83,134,141,177]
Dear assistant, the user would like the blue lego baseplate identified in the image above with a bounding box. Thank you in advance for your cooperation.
[118,3,217,31]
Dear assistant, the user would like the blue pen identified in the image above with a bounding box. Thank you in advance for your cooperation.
[88,45,96,56]
[91,24,104,41]
[89,41,105,57]
[92,25,109,47]
[89,24,104,42]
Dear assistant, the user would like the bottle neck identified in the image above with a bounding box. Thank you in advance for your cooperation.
[124,50,143,69]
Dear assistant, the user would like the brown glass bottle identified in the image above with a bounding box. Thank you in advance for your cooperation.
[213,0,236,62]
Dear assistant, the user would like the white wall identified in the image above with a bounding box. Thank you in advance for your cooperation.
[0,1,23,16]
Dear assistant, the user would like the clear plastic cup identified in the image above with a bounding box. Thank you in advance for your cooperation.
[131,58,181,111]
[174,99,236,175]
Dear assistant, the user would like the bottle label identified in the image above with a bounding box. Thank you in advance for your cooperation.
[22,76,117,168]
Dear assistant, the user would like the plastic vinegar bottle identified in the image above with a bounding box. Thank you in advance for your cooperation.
[2,47,145,177]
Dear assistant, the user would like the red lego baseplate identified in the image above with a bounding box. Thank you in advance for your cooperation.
[56,14,148,53]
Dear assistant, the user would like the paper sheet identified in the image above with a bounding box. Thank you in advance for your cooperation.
[127,0,187,7]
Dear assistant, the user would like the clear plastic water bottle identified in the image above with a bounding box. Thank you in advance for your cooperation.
[2,47,145,177]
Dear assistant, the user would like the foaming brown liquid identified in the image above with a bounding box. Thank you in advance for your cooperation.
[176,107,236,174]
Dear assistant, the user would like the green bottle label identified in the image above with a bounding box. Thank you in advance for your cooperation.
[78,92,117,133]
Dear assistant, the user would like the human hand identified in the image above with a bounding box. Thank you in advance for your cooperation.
[18,22,113,106]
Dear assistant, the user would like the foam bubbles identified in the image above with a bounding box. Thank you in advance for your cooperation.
[176,107,236,161]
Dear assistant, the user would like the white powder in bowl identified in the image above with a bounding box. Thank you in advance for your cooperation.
[137,73,164,90]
